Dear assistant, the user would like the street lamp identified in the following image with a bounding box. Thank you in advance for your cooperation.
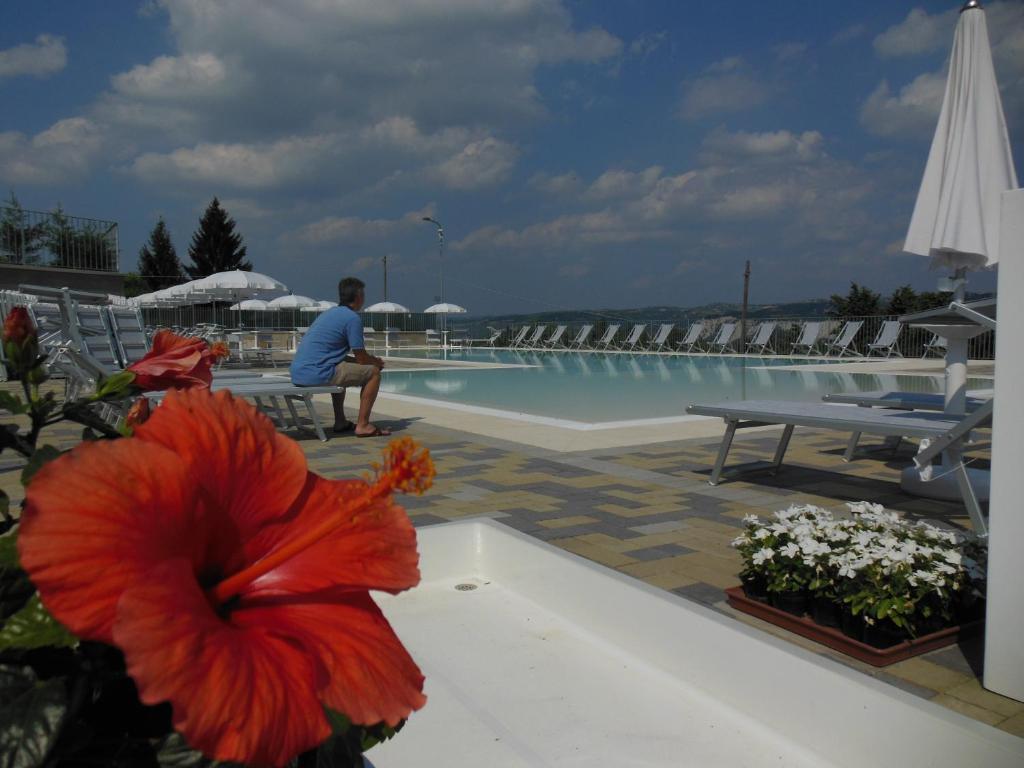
[421,217,444,303]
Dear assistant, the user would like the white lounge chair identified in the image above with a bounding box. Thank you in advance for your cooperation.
[541,325,568,348]
[522,325,547,349]
[709,322,737,353]
[648,324,675,352]
[825,320,864,357]
[686,398,992,534]
[568,324,594,349]
[746,321,777,355]
[677,322,705,352]
[593,324,620,350]
[790,321,824,355]
[867,321,903,358]
[509,326,531,348]
[425,329,442,350]
[922,332,947,358]
[617,324,646,351]
[469,328,502,348]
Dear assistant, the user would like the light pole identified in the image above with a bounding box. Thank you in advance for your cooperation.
[421,217,444,303]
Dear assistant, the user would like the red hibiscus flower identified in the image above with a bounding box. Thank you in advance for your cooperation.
[123,397,150,430]
[18,389,432,766]
[209,340,230,361]
[127,330,216,390]
[3,306,34,346]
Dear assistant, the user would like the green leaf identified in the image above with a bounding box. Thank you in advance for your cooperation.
[0,595,77,652]
[154,733,238,767]
[94,371,137,400]
[20,445,62,487]
[0,529,16,569]
[0,392,27,415]
[0,664,68,768]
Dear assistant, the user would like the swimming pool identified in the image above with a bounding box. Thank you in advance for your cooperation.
[378,349,982,425]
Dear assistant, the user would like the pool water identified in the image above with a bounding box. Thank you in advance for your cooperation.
[378,349,982,424]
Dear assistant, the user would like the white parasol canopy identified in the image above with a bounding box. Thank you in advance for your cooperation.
[423,302,467,314]
[904,1,1018,271]
[267,294,316,309]
[300,300,338,313]
[364,301,410,313]
[192,270,288,300]
[229,299,271,311]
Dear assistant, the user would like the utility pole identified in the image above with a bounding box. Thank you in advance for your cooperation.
[740,260,751,353]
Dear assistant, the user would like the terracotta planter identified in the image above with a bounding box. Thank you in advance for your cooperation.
[769,590,808,616]
[725,586,983,667]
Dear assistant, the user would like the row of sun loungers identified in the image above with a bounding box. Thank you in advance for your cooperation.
[16,286,338,441]
[504,319,945,357]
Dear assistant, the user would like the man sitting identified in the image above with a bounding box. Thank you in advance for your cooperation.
[290,276,390,437]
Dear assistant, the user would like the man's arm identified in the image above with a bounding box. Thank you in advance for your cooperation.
[351,348,384,368]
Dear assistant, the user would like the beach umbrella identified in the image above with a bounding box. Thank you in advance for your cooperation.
[904,0,1018,281]
[192,270,288,301]
[300,300,338,313]
[423,302,467,314]
[228,299,270,311]
[267,294,316,309]
[133,292,160,307]
[364,301,410,313]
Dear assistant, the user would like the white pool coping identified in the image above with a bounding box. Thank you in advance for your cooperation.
[371,520,1022,768]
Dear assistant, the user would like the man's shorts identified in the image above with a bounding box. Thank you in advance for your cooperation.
[330,361,376,387]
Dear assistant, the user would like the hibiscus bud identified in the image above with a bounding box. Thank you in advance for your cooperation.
[3,306,39,373]
[124,397,151,431]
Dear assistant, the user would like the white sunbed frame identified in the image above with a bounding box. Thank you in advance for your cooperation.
[686,398,991,535]
[568,324,594,349]
[522,325,547,349]
[648,324,675,352]
[593,324,620,350]
[709,322,737,353]
[745,321,777,355]
[825,320,864,357]
[508,326,531,348]
[677,321,705,352]
[617,324,646,351]
[867,320,904,358]
[541,325,568,349]
[790,321,824,355]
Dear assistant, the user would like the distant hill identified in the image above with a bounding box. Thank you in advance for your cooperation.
[465,299,833,326]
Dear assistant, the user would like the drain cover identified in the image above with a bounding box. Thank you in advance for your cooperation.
[454,583,478,591]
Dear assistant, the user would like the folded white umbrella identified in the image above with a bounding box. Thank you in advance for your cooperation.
[267,294,316,309]
[364,301,410,313]
[904,1,1018,271]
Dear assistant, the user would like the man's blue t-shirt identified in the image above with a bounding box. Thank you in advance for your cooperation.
[290,306,365,385]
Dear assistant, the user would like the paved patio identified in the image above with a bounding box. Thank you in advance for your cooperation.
[1,387,1019,737]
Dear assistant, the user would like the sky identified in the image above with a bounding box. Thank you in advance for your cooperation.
[2,0,1022,314]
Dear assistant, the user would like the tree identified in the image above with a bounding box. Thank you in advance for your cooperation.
[185,197,251,278]
[137,218,184,290]
[0,192,44,265]
[886,285,918,316]
[828,283,882,318]
[122,272,148,297]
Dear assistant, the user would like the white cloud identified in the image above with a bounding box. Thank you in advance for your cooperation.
[873,8,955,58]
[629,31,668,59]
[773,42,808,62]
[584,167,664,201]
[0,34,66,79]
[679,57,774,121]
[859,73,946,138]
[111,53,228,99]
[528,171,582,196]
[865,3,1024,138]
[294,208,433,245]
[831,24,866,45]
[428,138,518,189]
[0,118,102,184]
[699,128,824,164]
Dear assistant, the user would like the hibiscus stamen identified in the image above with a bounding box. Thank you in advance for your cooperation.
[208,438,434,605]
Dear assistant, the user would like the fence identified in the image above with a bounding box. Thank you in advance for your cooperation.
[459,315,997,360]
[140,306,450,333]
[0,207,119,273]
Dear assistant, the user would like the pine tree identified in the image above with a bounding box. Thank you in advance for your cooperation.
[137,218,184,290]
[185,197,252,278]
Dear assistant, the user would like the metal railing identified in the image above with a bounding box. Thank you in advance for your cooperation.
[140,307,446,333]
[0,207,119,272]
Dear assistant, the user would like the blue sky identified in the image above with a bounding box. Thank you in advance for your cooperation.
[2,1,1022,313]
